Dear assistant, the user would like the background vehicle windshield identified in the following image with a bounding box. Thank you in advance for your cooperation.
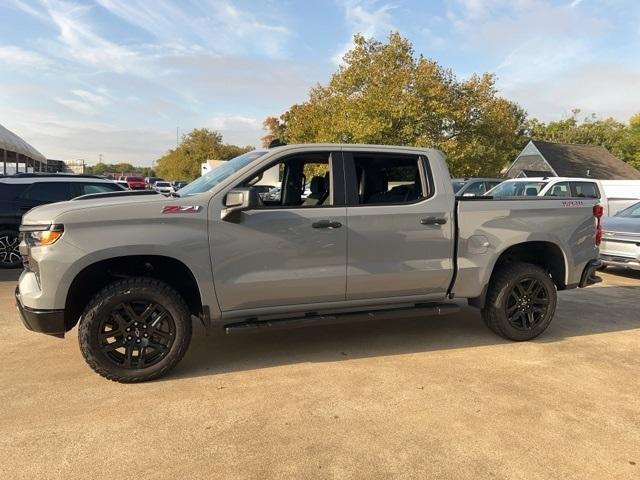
[616,201,640,218]
[452,181,465,193]
[487,181,547,197]
[178,150,267,197]
[155,182,171,187]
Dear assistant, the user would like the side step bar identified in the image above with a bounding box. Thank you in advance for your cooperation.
[224,303,460,334]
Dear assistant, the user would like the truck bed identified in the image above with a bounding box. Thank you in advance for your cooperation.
[452,196,599,300]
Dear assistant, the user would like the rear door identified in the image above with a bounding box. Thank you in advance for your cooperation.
[16,181,73,213]
[342,150,454,300]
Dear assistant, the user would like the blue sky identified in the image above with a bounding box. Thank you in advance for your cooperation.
[1,0,639,165]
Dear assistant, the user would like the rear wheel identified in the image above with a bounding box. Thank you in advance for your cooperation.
[78,277,192,383]
[481,262,557,341]
[0,230,21,269]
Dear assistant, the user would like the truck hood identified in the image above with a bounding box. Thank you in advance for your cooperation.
[21,193,166,225]
[602,216,640,234]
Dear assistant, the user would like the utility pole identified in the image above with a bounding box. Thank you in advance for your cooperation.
[176,127,179,148]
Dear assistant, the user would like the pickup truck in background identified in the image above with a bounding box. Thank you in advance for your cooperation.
[487,176,640,216]
[15,144,603,382]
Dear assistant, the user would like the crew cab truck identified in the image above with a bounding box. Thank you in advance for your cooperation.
[15,145,603,383]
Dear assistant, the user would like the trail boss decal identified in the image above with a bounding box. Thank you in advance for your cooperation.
[561,200,584,207]
[162,205,202,214]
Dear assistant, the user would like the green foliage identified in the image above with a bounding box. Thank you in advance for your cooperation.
[86,162,154,177]
[155,128,254,181]
[263,32,527,177]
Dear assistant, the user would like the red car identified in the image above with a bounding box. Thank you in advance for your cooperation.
[122,176,146,190]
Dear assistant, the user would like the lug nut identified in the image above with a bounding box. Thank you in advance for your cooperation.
[136,339,141,343]
[127,336,132,340]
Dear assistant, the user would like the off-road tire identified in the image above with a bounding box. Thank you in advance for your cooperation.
[481,262,557,341]
[0,230,21,269]
[78,277,192,383]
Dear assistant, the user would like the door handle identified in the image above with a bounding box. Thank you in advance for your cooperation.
[421,217,447,226]
[312,220,342,229]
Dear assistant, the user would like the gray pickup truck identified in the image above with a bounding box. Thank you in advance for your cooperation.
[15,144,603,382]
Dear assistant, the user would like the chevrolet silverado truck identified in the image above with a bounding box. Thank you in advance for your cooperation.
[15,144,603,383]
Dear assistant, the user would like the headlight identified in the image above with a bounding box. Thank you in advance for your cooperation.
[20,224,64,247]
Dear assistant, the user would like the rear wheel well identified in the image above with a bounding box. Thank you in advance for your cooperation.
[469,241,566,308]
[65,255,202,331]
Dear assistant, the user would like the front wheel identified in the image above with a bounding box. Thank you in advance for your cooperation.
[0,230,22,269]
[481,262,557,341]
[78,278,192,383]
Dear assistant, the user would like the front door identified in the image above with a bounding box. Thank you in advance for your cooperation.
[210,150,347,312]
[343,150,454,300]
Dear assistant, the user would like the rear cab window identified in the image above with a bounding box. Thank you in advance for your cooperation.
[343,152,430,206]
[571,182,600,199]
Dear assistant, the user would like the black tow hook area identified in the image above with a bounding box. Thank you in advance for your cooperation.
[579,259,603,288]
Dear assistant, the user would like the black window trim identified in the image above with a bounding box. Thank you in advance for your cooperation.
[235,150,346,210]
[342,151,435,208]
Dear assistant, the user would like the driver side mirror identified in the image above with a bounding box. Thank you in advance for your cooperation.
[221,187,260,223]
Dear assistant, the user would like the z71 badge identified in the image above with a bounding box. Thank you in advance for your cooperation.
[162,205,202,214]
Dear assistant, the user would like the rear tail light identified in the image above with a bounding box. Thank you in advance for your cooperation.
[593,204,603,245]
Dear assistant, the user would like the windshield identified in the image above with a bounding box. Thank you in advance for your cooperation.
[487,180,548,197]
[177,150,267,197]
[616,201,640,218]
[156,182,170,187]
[452,181,465,193]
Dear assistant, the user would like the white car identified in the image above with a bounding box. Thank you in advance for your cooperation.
[486,177,640,216]
[153,181,175,195]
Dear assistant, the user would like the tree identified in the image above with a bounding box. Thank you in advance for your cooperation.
[263,33,527,177]
[155,128,254,181]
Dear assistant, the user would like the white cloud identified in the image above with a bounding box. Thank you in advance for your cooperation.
[0,45,50,67]
[334,0,396,64]
[71,89,111,106]
[95,0,291,58]
[208,115,261,131]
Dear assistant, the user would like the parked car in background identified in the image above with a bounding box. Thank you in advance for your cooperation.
[599,180,640,216]
[171,181,189,190]
[452,178,502,197]
[119,176,146,190]
[599,201,640,271]
[253,184,276,200]
[15,144,602,382]
[0,174,124,268]
[486,177,601,201]
[153,181,175,195]
[145,177,164,190]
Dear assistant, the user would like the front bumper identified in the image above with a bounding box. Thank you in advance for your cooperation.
[15,287,65,338]
[579,259,603,288]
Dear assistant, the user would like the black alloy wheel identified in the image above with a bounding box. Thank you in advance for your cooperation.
[99,301,176,369]
[79,278,192,383]
[0,231,21,269]
[505,277,550,331]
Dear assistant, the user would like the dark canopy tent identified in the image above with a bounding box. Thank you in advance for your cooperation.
[0,123,47,175]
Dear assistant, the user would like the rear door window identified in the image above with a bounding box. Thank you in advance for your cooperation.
[21,182,73,203]
[571,182,600,198]
[345,153,429,205]
[545,182,571,197]
[77,183,123,196]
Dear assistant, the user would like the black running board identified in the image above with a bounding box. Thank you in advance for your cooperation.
[224,303,460,334]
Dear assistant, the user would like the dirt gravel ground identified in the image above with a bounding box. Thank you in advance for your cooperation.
[1,268,639,479]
